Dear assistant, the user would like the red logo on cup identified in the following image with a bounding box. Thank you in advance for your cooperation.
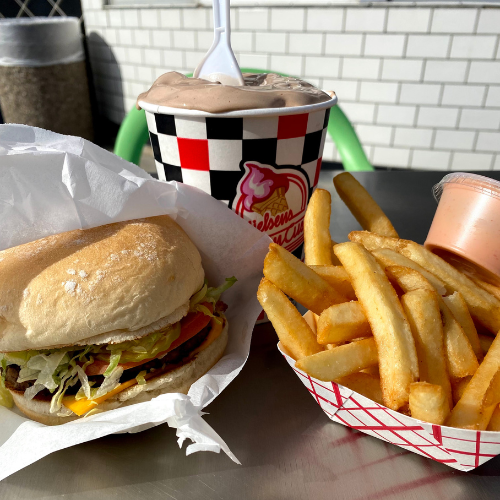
[234,161,309,254]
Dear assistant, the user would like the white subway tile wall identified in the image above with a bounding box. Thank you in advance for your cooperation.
[255,32,286,54]
[386,8,431,33]
[359,81,399,104]
[441,84,485,107]
[324,34,363,56]
[373,146,411,168]
[82,3,500,171]
[487,87,500,107]
[394,127,433,148]
[406,35,450,58]
[495,155,500,170]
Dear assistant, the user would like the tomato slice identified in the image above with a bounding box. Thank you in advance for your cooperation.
[85,303,214,376]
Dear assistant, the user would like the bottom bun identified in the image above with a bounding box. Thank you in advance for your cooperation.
[10,319,229,426]
[11,392,80,425]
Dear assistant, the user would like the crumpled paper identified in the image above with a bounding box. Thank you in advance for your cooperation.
[0,124,270,480]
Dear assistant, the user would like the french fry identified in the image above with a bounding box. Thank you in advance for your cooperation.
[263,243,347,315]
[401,289,452,409]
[443,292,483,362]
[450,404,497,431]
[334,242,418,410]
[313,312,320,325]
[349,231,500,334]
[317,302,371,345]
[309,265,356,301]
[304,189,333,266]
[350,230,400,253]
[330,240,342,266]
[257,278,323,360]
[482,370,500,408]
[452,377,472,405]
[439,299,479,379]
[385,265,435,293]
[479,334,494,355]
[333,172,399,238]
[409,382,450,425]
[371,248,447,296]
[386,266,479,380]
[487,405,500,431]
[471,276,500,302]
[296,337,378,381]
[446,334,500,430]
[336,372,383,405]
[303,310,317,335]
[315,310,341,352]
[361,365,380,378]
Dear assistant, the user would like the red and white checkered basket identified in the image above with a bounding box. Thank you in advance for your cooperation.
[279,344,500,471]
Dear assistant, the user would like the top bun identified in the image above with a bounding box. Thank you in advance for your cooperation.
[0,215,204,352]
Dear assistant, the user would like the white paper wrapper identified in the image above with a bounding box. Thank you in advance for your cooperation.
[0,124,271,480]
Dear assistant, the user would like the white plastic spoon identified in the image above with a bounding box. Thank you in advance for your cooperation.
[193,0,244,86]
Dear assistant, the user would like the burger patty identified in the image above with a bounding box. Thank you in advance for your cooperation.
[4,323,211,400]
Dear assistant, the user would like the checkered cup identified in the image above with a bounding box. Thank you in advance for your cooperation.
[139,96,337,259]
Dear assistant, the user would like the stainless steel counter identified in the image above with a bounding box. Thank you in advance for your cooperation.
[2,171,500,499]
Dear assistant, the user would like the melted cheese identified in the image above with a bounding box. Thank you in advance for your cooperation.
[63,377,138,416]
[63,318,224,417]
[189,317,223,356]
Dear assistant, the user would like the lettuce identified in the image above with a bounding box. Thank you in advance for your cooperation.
[0,375,13,408]
[76,366,92,399]
[16,367,40,384]
[205,276,237,303]
[0,323,181,414]
[189,277,236,321]
[20,351,69,390]
[94,366,123,399]
[25,384,46,401]
[0,390,13,409]
[1,351,33,368]
[57,406,75,418]
[189,283,208,310]
[100,322,181,365]
[0,276,236,414]
[104,351,122,377]
[83,408,104,418]
[136,370,147,385]
[49,365,78,414]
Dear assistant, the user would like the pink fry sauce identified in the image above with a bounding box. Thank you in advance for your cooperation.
[425,173,500,286]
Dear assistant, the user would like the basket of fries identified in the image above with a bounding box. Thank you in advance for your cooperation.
[258,172,500,472]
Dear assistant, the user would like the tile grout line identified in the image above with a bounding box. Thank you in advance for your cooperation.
[472,7,480,34]
[472,130,479,152]
[489,153,496,171]
[448,151,454,171]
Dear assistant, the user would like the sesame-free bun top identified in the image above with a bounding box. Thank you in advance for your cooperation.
[0,215,204,352]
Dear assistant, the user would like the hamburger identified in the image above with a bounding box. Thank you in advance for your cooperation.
[0,215,235,425]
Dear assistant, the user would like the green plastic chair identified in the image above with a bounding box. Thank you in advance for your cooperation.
[114,69,374,172]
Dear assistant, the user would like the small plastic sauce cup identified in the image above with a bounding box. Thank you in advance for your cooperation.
[424,173,500,286]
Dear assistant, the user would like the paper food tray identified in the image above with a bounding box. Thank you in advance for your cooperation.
[278,342,500,472]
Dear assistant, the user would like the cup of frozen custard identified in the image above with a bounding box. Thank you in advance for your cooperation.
[137,72,337,259]
[425,173,500,286]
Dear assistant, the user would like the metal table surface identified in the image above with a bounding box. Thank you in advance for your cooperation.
[2,170,500,500]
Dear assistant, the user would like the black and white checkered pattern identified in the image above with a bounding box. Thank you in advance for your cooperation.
[146,108,330,207]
